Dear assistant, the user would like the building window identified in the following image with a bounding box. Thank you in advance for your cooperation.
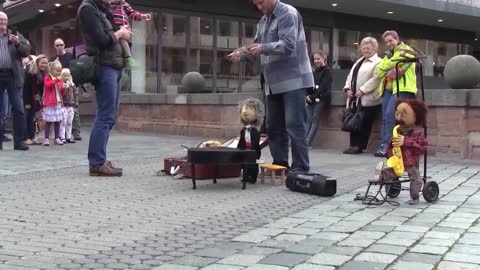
[216,20,239,93]
[189,16,214,91]
[161,14,187,93]
[332,29,360,70]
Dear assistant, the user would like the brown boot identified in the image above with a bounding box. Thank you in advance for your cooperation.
[89,163,123,177]
[106,161,123,173]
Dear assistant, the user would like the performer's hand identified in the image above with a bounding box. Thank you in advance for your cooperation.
[392,135,405,147]
[248,43,263,55]
[142,13,152,21]
[226,51,241,62]
[25,104,31,110]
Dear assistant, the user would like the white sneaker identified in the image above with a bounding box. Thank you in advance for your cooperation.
[43,139,50,146]
[55,138,64,145]
[374,161,384,181]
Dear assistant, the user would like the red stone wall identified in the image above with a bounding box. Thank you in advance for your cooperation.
[117,104,480,160]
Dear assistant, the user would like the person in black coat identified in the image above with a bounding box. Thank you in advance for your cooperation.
[306,51,332,148]
[237,98,265,184]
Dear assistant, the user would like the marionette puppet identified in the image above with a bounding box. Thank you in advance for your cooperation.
[374,98,428,205]
[237,98,265,184]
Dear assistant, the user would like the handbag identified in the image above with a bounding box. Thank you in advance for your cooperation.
[341,98,366,133]
[69,17,96,85]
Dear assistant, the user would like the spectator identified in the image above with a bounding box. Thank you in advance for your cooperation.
[306,50,331,149]
[24,54,48,145]
[42,60,65,146]
[50,38,82,141]
[78,0,131,176]
[0,11,30,151]
[343,37,382,154]
[374,30,417,157]
[228,0,313,173]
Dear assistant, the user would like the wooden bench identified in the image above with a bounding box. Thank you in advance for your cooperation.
[259,164,287,185]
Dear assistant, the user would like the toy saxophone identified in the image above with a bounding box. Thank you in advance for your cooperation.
[386,125,405,177]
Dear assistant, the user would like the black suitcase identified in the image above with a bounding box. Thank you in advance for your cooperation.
[286,173,337,197]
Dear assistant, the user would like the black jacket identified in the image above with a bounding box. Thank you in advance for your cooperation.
[23,69,46,111]
[7,29,30,88]
[307,65,332,102]
[238,126,261,159]
[78,0,124,69]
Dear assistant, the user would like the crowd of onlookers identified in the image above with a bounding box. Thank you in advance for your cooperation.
[0,34,82,150]
[305,30,419,157]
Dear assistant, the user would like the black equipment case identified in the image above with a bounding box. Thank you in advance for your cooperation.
[286,173,337,197]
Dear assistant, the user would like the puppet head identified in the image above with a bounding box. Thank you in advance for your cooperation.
[239,98,264,129]
[395,98,428,129]
[198,140,222,148]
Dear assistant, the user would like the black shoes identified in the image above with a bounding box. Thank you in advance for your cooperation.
[13,143,29,151]
[74,136,82,141]
[343,146,362,154]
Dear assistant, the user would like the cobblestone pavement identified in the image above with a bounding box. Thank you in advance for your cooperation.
[0,130,476,270]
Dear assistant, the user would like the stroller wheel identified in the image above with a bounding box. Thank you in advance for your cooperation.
[422,181,439,202]
[387,180,401,198]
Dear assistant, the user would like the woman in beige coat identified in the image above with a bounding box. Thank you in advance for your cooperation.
[343,37,382,154]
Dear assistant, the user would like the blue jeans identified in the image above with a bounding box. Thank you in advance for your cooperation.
[88,66,122,166]
[0,75,26,145]
[306,100,326,147]
[266,89,309,172]
[380,90,416,148]
[0,90,7,134]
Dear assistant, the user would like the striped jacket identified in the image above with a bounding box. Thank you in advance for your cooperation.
[111,2,143,27]
[244,0,314,95]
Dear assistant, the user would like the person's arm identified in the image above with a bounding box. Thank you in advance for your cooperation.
[14,33,30,58]
[403,130,427,156]
[240,24,261,63]
[44,75,59,89]
[359,61,381,95]
[376,48,414,78]
[123,3,143,21]
[260,11,298,56]
[344,62,355,90]
[79,6,117,50]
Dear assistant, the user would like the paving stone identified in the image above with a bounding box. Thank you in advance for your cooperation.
[438,222,472,230]
[153,264,198,270]
[285,228,320,236]
[259,253,309,267]
[436,261,480,270]
[444,252,480,264]
[275,234,307,242]
[424,231,461,240]
[284,244,325,255]
[241,247,282,256]
[200,265,244,270]
[388,261,434,270]
[232,234,269,244]
[195,248,238,259]
[248,229,286,237]
[430,227,466,234]
[366,244,407,255]
[309,232,349,241]
[216,242,254,251]
[337,238,376,248]
[218,254,265,267]
[410,244,449,255]
[257,240,293,249]
[376,237,416,247]
[355,252,397,264]
[297,238,336,247]
[394,225,430,233]
[321,246,362,256]
[291,263,334,270]
[338,260,387,270]
[174,255,219,267]
[307,253,351,266]
[418,238,456,247]
[243,265,288,270]
[459,233,480,245]
[350,231,385,240]
[451,244,480,255]
[362,225,395,233]
[401,252,442,264]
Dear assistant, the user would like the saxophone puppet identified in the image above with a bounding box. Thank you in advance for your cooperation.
[237,98,264,184]
[376,98,428,205]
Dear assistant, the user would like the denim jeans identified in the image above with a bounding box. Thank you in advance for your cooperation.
[0,75,26,146]
[306,100,326,147]
[88,66,122,166]
[380,90,416,148]
[0,90,7,134]
[266,89,310,172]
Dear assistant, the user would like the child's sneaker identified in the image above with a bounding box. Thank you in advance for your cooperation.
[124,57,135,70]
[43,139,50,146]
[406,199,419,205]
[66,139,76,144]
[55,138,64,145]
[373,161,384,181]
